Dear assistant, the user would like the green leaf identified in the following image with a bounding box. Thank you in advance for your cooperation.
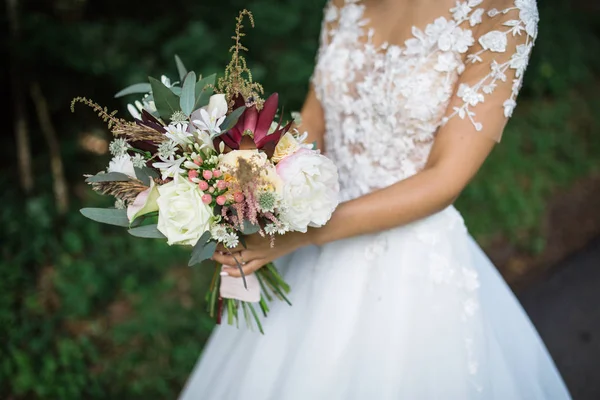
[219,106,246,133]
[193,74,216,110]
[180,71,197,116]
[114,83,152,98]
[85,172,131,183]
[127,224,166,239]
[80,208,130,227]
[241,220,260,235]
[134,167,157,186]
[174,55,188,81]
[149,76,180,121]
[188,231,216,266]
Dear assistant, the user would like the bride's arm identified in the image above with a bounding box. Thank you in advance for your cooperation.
[310,122,497,245]
[216,8,537,274]
[297,85,326,151]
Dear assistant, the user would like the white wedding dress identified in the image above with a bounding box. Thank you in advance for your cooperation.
[180,1,571,398]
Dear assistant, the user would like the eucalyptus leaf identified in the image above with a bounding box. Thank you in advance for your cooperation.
[134,166,157,186]
[80,208,130,227]
[128,224,166,239]
[188,231,217,266]
[241,220,260,235]
[170,87,182,95]
[219,106,246,133]
[174,54,188,81]
[149,76,180,121]
[85,172,131,183]
[193,74,216,110]
[180,71,197,116]
[114,83,152,98]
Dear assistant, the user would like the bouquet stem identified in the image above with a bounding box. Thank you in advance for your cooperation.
[205,262,290,334]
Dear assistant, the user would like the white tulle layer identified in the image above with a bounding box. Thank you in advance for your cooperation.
[180,206,571,400]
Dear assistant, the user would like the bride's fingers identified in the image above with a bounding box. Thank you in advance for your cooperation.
[222,260,264,277]
[216,242,245,253]
[212,250,257,266]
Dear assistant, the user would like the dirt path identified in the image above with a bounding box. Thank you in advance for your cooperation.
[518,236,600,400]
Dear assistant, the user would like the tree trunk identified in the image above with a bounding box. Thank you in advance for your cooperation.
[7,0,34,193]
[30,82,69,214]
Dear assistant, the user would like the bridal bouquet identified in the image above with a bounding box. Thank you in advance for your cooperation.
[73,10,339,333]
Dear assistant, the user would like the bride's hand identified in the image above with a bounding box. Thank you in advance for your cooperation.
[212,231,309,277]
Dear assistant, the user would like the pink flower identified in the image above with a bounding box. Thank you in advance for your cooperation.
[209,187,215,194]
[194,158,203,166]
[216,180,228,191]
[216,195,226,205]
[213,170,222,178]
[234,192,245,203]
[198,181,209,191]
[203,170,213,180]
[201,194,212,204]
[188,170,198,181]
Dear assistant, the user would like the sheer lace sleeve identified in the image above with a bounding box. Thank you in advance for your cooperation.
[441,0,539,141]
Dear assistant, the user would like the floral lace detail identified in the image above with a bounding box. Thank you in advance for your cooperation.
[312,0,538,202]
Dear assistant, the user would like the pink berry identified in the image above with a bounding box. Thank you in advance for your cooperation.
[216,195,226,206]
[213,170,222,178]
[203,170,213,180]
[188,170,198,180]
[198,181,209,191]
[201,194,212,204]
[208,187,215,194]
[216,180,227,191]
[234,192,245,203]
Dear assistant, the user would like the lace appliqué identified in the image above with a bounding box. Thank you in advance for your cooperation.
[313,0,538,201]
[441,0,539,132]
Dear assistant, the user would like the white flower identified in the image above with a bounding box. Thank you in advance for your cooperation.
[192,94,228,137]
[115,198,126,209]
[223,232,239,249]
[457,84,484,107]
[503,99,517,118]
[479,31,508,52]
[276,149,339,232]
[157,140,178,160]
[490,60,507,81]
[438,27,473,53]
[510,43,532,78]
[156,175,213,246]
[107,155,136,178]
[264,223,277,235]
[515,0,539,38]
[131,153,147,168]
[469,8,484,26]
[450,1,471,21]
[210,224,228,242]
[160,75,173,88]
[165,123,193,146]
[153,156,185,180]
[109,138,130,157]
[127,103,142,120]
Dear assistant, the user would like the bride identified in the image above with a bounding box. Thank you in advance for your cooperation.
[181,0,571,398]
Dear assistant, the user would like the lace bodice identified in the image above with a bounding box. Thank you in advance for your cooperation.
[312,0,538,202]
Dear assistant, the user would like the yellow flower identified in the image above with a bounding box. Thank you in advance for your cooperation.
[272,132,301,163]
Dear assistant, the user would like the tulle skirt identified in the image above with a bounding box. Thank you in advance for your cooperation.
[179,206,571,399]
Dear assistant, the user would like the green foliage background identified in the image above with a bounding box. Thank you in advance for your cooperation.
[1,0,599,398]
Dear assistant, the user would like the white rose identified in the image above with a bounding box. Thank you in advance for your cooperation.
[276,149,339,232]
[156,175,213,246]
[107,155,136,178]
